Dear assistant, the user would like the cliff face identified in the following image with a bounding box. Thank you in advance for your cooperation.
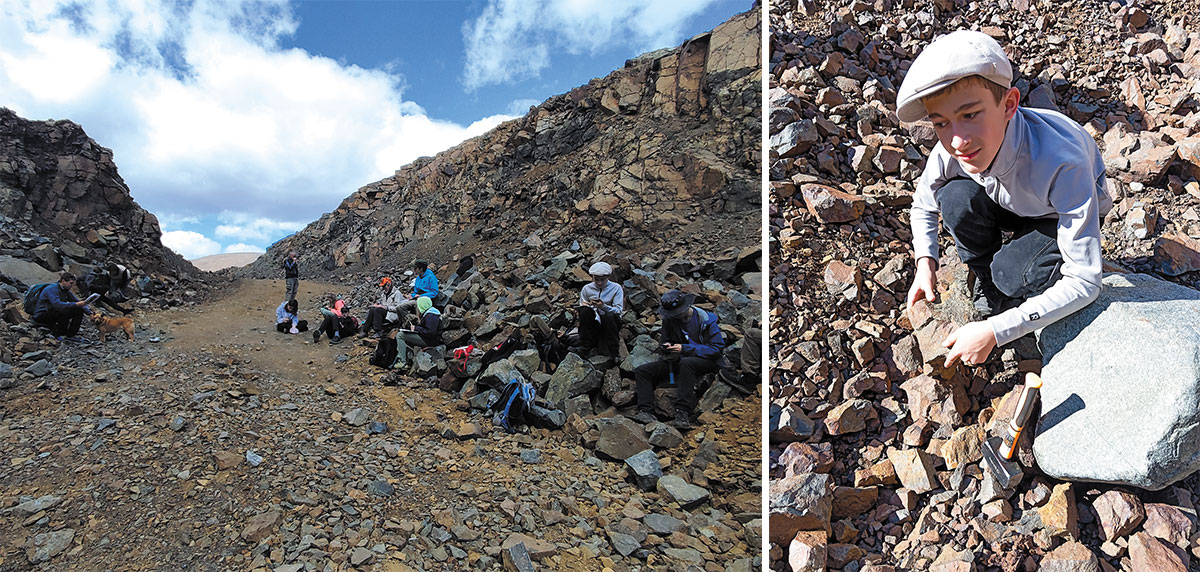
[240,8,760,280]
[0,107,200,290]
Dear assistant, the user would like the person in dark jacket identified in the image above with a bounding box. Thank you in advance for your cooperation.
[283,250,299,302]
[395,296,442,368]
[33,272,92,341]
[82,266,132,315]
[632,289,725,430]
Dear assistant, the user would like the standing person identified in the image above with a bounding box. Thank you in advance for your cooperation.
[361,277,404,338]
[82,266,132,315]
[898,31,1110,366]
[632,290,725,430]
[33,272,92,342]
[395,296,442,368]
[576,261,624,357]
[397,259,439,317]
[275,299,308,333]
[283,250,299,302]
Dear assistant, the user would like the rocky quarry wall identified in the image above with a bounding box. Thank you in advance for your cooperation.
[239,8,761,281]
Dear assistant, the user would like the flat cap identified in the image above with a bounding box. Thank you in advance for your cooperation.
[896,30,1012,123]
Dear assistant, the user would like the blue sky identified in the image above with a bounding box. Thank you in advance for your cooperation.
[0,0,749,259]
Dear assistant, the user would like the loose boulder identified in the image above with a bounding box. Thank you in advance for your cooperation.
[1035,273,1200,489]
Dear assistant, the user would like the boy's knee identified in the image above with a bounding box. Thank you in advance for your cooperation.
[936,179,986,223]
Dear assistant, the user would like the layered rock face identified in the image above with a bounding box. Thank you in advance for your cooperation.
[0,107,200,288]
[240,8,760,280]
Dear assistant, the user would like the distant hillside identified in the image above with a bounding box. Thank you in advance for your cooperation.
[190,252,261,271]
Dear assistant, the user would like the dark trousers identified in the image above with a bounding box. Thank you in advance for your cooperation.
[87,287,131,314]
[35,306,85,336]
[276,319,308,333]
[317,316,354,340]
[936,178,1063,300]
[363,307,395,333]
[578,306,620,356]
[634,357,720,414]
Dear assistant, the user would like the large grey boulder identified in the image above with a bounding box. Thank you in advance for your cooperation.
[545,352,600,406]
[1035,273,1200,490]
[0,256,59,289]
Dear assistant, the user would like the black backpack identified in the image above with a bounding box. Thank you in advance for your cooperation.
[535,335,568,372]
[370,337,401,369]
[480,332,524,368]
[23,283,52,316]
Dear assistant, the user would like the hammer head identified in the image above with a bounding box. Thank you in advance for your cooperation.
[981,436,1023,489]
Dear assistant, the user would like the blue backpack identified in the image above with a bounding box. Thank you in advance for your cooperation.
[492,377,535,433]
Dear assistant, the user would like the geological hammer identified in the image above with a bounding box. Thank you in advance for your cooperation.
[981,372,1042,487]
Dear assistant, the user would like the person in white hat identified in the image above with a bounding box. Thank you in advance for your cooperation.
[576,261,624,357]
[899,30,1111,367]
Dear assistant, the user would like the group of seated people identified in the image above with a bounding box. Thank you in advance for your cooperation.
[31,265,137,342]
[272,257,756,430]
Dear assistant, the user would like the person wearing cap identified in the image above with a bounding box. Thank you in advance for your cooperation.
[632,289,726,430]
[397,259,440,318]
[898,30,1110,368]
[361,276,405,338]
[576,261,624,357]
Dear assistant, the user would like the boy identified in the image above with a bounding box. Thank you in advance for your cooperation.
[898,30,1111,367]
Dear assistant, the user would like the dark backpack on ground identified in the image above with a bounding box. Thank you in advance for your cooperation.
[23,283,52,317]
[480,333,523,368]
[370,337,401,369]
[534,334,568,373]
[491,377,535,433]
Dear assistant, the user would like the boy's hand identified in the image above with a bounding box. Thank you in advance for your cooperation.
[942,321,997,366]
[906,257,939,313]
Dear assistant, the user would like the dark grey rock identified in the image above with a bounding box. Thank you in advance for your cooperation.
[367,479,394,497]
[24,359,51,377]
[769,402,816,443]
[520,449,542,464]
[343,408,369,426]
[596,418,650,461]
[169,416,186,432]
[648,423,685,448]
[509,349,541,378]
[624,449,663,491]
[644,513,685,535]
[368,421,388,434]
[545,352,600,406]
[502,541,535,572]
[609,530,641,556]
[656,475,710,509]
[11,495,62,515]
[769,472,835,542]
[24,528,74,563]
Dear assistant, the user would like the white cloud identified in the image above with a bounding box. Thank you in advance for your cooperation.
[462,0,722,90]
[506,98,542,116]
[0,0,520,249]
[161,230,222,259]
[224,243,265,254]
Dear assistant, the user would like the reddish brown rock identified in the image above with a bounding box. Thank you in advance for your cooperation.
[824,398,876,435]
[832,486,878,519]
[1153,232,1200,276]
[886,448,937,494]
[801,184,866,224]
[241,510,282,543]
[1093,489,1145,541]
[1142,503,1193,547]
[1039,540,1101,572]
[941,425,984,470]
[214,451,242,471]
[788,530,827,572]
[901,373,968,427]
[780,442,835,475]
[824,260,863,301]
[854,458,899,487]
[1129,531,1188,572]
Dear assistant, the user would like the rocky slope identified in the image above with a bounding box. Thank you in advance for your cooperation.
[238,7,761,282]
[769,0,1200,571]
[0,107,202,288]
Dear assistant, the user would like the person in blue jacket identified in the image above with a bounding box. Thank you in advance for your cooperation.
[632,289,725,430]
[397,259,439,319]
[33,272,92,341]
[275,299,308,333]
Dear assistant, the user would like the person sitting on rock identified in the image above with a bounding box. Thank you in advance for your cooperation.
[361,277,404,338]
[632,289,725,430]
[575,261,624,357]
[275,299,308,334]
[283,250,299,302]
[33,272,93,342]
[106,263,134,302]
[82,265,132,315]
[397,259,439,318]
[899,31,1111,367]
[395,296,443,369]
[313,293,356,344]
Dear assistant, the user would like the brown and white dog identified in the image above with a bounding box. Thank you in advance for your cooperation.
[90,312,134,342]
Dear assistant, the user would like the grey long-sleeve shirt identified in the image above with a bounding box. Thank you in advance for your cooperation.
[910,106,1113,346]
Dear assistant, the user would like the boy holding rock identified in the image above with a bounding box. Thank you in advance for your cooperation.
[900,30,1112,366]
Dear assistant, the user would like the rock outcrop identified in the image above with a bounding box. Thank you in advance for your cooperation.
[239,8,761,281]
